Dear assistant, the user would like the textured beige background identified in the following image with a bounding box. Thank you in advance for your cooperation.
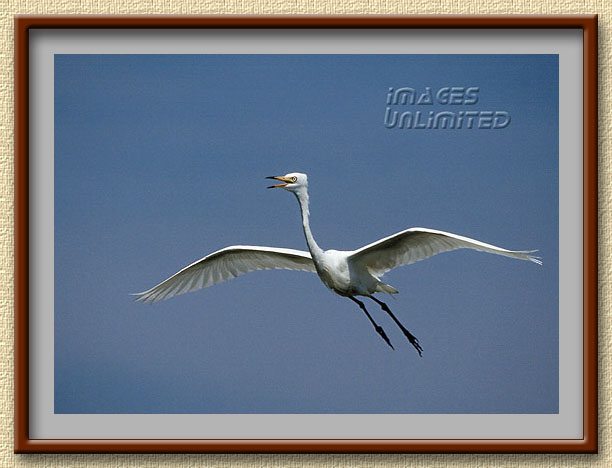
[0,1,607,466]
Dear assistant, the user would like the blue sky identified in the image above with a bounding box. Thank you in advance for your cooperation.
[54,54,558,414]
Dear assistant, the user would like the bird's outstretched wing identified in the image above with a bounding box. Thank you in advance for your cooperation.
[349,227,541,277]
[133,246,316,304]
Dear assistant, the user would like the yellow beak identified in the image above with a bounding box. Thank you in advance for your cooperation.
[266,176,293,189]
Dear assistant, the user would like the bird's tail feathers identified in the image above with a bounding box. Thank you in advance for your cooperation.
[376,282,399,294]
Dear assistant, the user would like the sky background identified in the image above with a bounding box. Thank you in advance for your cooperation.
[54,54,558,414]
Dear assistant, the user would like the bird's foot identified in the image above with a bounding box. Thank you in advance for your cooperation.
[375,326,394,350]
[403,331,423,357]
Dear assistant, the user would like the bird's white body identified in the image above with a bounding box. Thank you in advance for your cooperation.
[313,249,356,296]
[134,172,540,353]
[308,249,389,296]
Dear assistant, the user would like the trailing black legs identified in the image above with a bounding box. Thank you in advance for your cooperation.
[369,296,423,357]
[347,295,422,356]
[348,296,394,350]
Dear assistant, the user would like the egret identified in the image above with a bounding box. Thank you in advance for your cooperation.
[134,172,541,355]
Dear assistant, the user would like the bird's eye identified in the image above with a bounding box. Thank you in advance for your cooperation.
[291,177,297,182]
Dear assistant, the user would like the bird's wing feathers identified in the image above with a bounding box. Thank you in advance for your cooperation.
[133,246,316,304]
[349,227,541,277]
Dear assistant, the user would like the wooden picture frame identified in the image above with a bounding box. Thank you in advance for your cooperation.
[14,15,598,453]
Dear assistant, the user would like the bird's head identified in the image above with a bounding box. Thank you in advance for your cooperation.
[266,172,308,193]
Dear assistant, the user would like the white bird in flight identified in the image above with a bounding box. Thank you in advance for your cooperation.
[134,172,541,355]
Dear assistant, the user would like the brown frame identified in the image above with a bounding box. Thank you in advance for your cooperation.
[14,14,598,454]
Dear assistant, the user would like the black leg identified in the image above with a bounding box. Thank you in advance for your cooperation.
[348,296,394,350]
[369,296,423,357]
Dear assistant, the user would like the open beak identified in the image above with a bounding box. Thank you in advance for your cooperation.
[266,176,292,189]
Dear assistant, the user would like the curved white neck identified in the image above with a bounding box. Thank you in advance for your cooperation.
[294,188,324,260]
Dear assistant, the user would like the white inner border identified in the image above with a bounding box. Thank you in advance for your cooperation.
[29,29,582,440]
